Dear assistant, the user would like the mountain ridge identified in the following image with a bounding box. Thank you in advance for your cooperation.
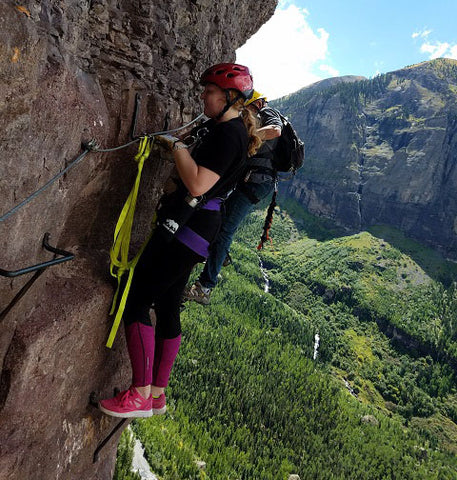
[271,58,457,259]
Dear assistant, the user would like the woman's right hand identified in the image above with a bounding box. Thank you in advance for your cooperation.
[155,134,181,151]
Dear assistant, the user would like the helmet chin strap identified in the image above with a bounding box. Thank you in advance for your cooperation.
[216,91,243,120]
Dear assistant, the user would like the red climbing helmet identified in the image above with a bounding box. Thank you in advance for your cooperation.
[200,63,254,100]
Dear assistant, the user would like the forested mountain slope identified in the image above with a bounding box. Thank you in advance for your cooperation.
[117,202,457,479]
[271,58,457,260]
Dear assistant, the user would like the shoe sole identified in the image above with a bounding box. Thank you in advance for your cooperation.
[98,402,153,418]
[184,296,210,305]
[152,406,167,415]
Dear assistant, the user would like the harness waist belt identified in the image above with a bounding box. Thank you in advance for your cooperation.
[175,226,211,258]
[201,198,222,211]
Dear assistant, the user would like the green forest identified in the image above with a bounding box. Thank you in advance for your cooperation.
[114,197,457,479]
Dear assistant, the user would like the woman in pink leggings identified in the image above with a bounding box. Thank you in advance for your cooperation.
[99,63,261,418]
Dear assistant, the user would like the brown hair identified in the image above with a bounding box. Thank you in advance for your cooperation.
[229,92,263,157]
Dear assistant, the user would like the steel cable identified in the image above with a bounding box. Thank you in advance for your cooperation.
[0,113,204,223]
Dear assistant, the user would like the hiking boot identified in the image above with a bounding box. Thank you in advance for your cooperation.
[183,281,211,305]
[222,252,232,267]
[152,393,167,415]
[99,386,152,418]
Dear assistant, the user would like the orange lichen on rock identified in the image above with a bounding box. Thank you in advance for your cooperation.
[11,47,20,63]
[15,6,31,17]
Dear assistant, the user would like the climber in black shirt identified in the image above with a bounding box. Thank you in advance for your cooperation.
[185,91,283,305]
[99,63,262,418]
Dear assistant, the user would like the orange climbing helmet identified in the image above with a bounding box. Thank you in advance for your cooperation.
[200,63,254,100]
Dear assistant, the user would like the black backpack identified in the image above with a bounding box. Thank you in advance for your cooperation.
[272,111,305,174]
[257,111,305,249]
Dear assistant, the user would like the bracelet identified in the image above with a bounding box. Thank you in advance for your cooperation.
[173,140,187,151]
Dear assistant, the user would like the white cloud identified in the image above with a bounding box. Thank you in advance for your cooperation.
[412,29,432,39]
[319,64,339,77]
[421,41,457,59]
[236,3,337,99]
[412,26,457,61]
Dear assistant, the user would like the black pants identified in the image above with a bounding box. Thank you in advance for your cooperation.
[123,232,203,338]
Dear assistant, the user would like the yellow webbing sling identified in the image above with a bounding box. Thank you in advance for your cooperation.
[106,137,155,348]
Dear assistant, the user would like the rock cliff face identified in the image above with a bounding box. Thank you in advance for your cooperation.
[274,59,457,258]
[0,1,277,478]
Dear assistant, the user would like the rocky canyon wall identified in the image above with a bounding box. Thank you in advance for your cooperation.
[0,1,277,478]
[274,60,457,259]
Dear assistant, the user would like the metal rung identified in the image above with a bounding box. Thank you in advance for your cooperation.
[93,418,128,463]
[0,233,74,278]
[90,390,129,463]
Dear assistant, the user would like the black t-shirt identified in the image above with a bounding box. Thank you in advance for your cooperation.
[193,116,248,180]
[259,106,283,129]
[250,106,282,164]
[174,116,248,248]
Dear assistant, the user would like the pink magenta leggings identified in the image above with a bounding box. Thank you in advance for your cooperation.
[122,234,202,387]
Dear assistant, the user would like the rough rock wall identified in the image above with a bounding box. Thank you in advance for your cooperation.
[0,1,277,478]
[276,60,457,258]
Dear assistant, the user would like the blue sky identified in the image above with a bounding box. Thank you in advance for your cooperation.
[236,0,457,99]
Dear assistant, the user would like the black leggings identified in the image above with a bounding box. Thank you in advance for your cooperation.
[123,233,203,338]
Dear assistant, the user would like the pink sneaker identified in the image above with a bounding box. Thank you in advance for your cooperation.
[152,393,167,415]
[99,386,152,418]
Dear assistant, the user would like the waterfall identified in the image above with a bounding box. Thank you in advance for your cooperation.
[130,426,158,480]
[257,254,270,293]
[343,379,357,397]
[313,333,320,360]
